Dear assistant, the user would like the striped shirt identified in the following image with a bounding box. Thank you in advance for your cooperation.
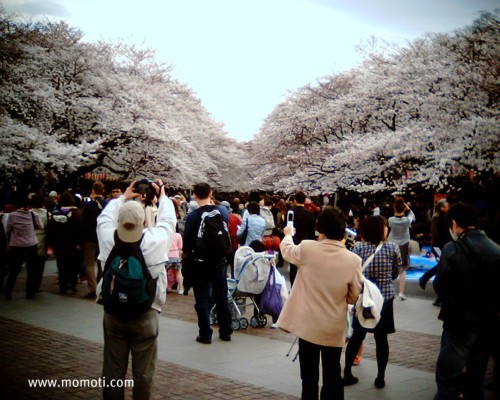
[352,241,402,301]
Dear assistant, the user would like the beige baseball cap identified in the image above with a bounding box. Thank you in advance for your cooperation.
[117,201,145,243]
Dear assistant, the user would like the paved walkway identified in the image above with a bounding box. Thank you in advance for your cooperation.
[0,260,495,399]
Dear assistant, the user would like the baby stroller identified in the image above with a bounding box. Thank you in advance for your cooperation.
[209,246,275,331]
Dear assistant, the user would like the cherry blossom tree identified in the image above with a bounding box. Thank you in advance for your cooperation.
[250,11,499,195]
[0,11,248,191]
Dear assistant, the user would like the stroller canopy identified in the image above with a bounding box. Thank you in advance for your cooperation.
[233,246,272,295]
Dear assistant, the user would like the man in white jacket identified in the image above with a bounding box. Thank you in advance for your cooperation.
[96,179,176,400]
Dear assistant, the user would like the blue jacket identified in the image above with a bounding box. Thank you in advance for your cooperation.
[237,213,266,246]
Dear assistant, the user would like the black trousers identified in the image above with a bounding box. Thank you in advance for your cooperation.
[290,264,298,286]
[192,258,233,340]
[298,338,343,400]
[32,255,47,292]
[5,245,38,298]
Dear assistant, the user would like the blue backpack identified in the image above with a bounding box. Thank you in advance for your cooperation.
[101,232,156,320]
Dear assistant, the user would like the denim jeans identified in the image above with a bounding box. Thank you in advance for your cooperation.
[192,257,233,340]
[434,328,489,400]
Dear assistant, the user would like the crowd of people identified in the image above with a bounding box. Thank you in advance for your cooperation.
[0,180,499,400]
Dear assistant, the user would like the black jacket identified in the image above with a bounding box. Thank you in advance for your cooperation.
[81,198,107,243]
[434,229,500,333]
[291,206,316,245]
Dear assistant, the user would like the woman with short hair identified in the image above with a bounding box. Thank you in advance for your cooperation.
[278,206,363,400]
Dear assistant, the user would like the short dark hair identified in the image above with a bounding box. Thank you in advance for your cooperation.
[248,192,262,203]
[247,202,260,215]
[231,200,240,214]
[360,215,387,245]
[92,182,105,195]
[59,192,75,207]
[249,240,266,252]
[295,191,306,205]
[193,183,211,200]
[316,206,344,240]
[447,202,478,229]
[30,194,45,208]
[18,195,31,208]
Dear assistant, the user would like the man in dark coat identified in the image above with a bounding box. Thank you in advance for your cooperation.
[433,202,500,399]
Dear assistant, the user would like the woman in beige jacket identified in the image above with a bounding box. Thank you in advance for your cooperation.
[278,207,363,400]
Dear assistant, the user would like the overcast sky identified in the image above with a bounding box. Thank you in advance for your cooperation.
[1,0,498,142]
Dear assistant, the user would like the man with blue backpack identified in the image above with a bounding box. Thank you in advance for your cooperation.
[96,179,176,400]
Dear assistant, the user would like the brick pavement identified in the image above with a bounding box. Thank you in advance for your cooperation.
[0,316,298,400]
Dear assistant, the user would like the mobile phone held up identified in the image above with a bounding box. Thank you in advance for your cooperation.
[286,210,295,236]
[344,228,357,250]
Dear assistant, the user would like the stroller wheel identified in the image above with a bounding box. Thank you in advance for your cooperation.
[231,319,241,331]
[239,317,249,330]
[250,316,259,328]
[258,315,268,327]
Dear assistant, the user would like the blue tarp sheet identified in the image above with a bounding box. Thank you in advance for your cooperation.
[407,246,438,280]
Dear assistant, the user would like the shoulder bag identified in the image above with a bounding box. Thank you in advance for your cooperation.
[356,243,385,329]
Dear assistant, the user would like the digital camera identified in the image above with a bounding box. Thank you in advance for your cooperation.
[135,179,156,197]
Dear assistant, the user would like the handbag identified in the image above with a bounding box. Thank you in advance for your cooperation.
[356,243,385,329]
[259,266,283,317]
[237,220,248,245]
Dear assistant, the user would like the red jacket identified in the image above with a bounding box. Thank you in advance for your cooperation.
[228,213,242,250]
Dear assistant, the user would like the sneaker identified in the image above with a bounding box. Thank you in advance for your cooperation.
[270,323,278,329]
[177,288,184,295]
[196,336,211,344]
[353,356,361,365]
[398,293,407,300]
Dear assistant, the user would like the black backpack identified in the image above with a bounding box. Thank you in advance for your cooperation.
[46,208,77,248]
[194,207,232,262]
[100,232,157,320]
